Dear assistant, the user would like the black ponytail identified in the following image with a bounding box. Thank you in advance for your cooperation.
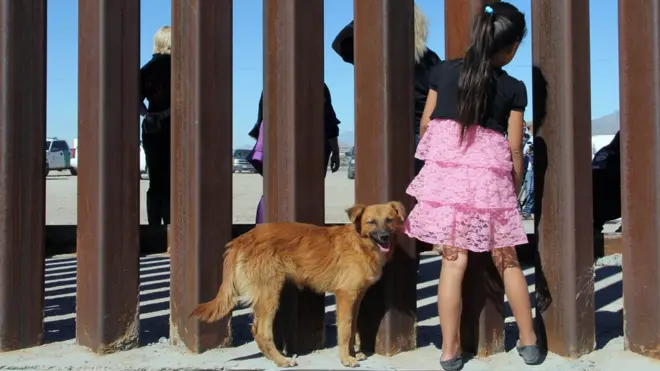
[457,12,496,140]
[456,2,527,141]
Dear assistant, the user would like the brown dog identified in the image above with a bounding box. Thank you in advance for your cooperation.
[190,201,406,368]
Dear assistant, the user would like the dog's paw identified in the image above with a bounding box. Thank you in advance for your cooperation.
[275,357,298,368]
[355,352,367,361]
[341,356,360,367]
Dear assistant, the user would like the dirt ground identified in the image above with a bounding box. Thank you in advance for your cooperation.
[45,169,620,234]
[8,170,637,370]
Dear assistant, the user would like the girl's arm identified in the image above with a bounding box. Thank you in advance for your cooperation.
[420,89,437,138]
[507,111,525,196]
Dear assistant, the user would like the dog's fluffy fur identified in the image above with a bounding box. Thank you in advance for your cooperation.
[190,201,406,368]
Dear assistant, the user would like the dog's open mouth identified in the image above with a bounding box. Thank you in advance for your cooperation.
[373,240,392,253]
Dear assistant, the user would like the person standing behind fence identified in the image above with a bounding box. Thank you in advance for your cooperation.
[521,134,535,218]
[403,3,540,370]
[140,26,172,226]
[521,123,534,218]
[246,84,342,223]
[331,3,440,175]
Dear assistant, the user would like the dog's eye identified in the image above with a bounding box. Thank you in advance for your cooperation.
[385,217,394,223]
[367,219,377,225]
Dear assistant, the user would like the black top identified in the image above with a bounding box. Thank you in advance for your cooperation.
[429,58,527,135]
[331,20,441,135]
[414,50,442,133]
[140,54,171,113]
[592,131,620,171]
[249,83,341,141]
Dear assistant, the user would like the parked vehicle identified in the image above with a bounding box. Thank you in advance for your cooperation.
[69,138,149,179]
[46,137,76,176]
[232,149,255,173]
[70,138,78,175]
[347,146,355,180]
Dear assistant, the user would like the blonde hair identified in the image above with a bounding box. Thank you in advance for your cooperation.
[414,3,429,63]
[153,26,171,55]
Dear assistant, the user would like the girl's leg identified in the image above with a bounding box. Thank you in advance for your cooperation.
[438,246,468,360]
[492,247,537,346]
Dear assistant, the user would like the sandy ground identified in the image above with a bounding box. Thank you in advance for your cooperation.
[0,252,647,371]
[45,169,356,225]
[4,170,639,370]
[44,169,621,234]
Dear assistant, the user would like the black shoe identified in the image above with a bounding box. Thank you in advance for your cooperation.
[440,355,464,371]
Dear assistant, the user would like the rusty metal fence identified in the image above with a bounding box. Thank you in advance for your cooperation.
[0,0,658,362]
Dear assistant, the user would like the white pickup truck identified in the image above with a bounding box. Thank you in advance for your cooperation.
[46,137,76,176]
[69,138,149,179]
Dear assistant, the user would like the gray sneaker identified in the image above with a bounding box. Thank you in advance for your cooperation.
[517,343,541,365]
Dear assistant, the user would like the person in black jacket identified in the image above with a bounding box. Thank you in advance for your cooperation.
[592,131,621,232]
[246,84,342,223]
[248,84,341,175]
[140,26,172,226]
[331,3,441,174]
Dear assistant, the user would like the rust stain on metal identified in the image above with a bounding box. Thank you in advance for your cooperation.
[353,0,417,356]
[263,0,326,354]
[532,0,595,357]
[0,0,47,351]
[618,0,660,359]
[170,0,233,353]
[76,0,140,353]
[97,313,140,355]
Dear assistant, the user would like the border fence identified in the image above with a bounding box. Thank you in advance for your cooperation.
[0,0,658,362]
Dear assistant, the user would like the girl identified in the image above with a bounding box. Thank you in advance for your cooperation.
[404,3,540,370]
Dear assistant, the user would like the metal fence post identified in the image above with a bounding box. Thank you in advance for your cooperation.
[263,0,326,355]
[76,0,141,353]
[532,0,595,357]
[0,0,47,351]
[353,0,417,356]
[618,0,660,359]
[170,0,234,352]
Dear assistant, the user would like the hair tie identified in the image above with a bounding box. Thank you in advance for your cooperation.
[484,5,494,14]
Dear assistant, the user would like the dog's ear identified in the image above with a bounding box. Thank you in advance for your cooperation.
[388,201,407,221]
[346,203,366,224]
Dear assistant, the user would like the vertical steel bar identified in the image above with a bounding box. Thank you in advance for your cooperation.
[353,0,416,355]
[532,0,595,357]
[263,0,326,354]
[76,0,141,353]
[444,0,505,356]
[445,0,497,59]
[619,0,660,359]
[0,0,46,351]
[170,0,233,352]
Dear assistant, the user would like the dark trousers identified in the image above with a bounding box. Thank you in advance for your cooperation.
[142,126,171,226]
[593,168,621,233]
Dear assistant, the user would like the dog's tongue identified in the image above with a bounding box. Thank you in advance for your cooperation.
[378,242,391,253]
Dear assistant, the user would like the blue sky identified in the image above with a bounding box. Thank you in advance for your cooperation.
[47,0,618,147]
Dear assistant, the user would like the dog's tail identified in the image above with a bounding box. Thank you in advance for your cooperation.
[190,244,239,323]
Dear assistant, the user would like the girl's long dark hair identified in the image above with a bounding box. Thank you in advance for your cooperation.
[457,2,527,140]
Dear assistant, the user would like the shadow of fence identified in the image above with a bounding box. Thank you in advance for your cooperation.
[43,253,623,351]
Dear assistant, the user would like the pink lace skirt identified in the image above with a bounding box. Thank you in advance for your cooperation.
[404,119,528,252]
